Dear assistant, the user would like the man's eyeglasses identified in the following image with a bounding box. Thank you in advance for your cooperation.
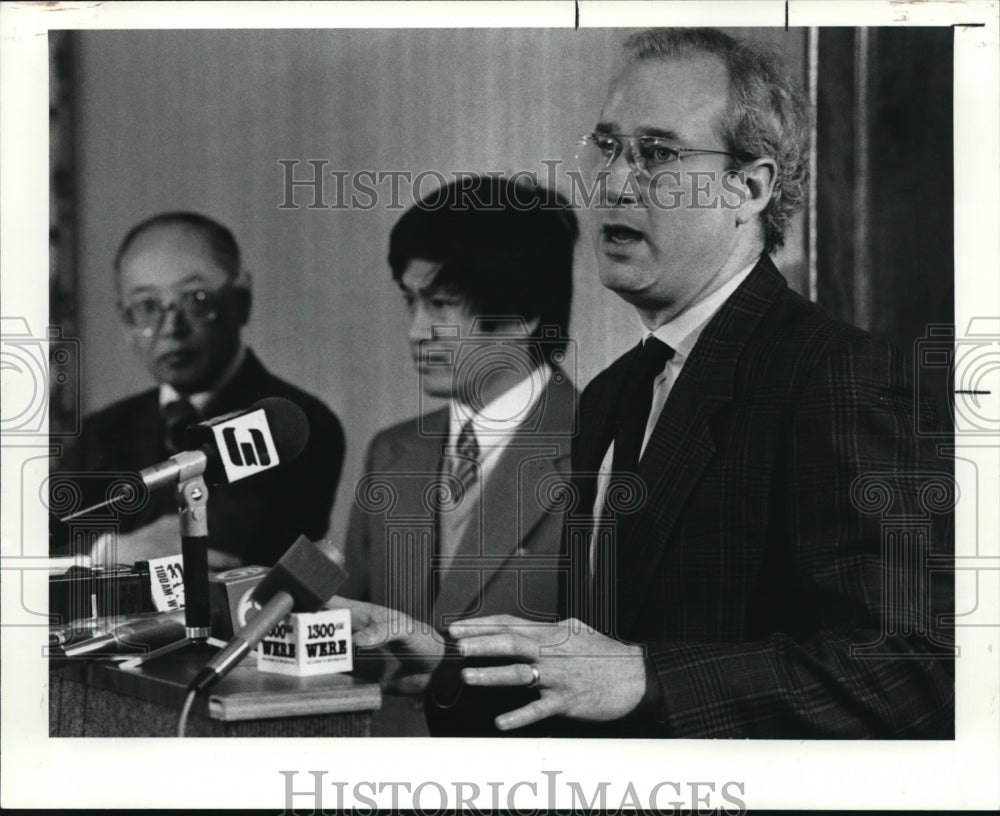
[119,287,231,336]
[575,132,755,180]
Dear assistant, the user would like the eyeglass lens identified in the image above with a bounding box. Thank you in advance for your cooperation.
[122,290,219,329]
[577,134,683,178]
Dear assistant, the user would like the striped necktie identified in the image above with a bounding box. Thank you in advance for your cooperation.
[434,419,480,588]
[443,419,479,495]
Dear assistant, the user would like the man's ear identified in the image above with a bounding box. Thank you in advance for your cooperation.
[733,157,777,227]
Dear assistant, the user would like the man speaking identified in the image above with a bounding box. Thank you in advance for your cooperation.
[51,212,345,569]
[349,28,954,738]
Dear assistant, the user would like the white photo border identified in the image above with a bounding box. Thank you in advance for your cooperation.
[1,1,997,810]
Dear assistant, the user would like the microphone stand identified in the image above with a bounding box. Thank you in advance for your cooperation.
[120,475,217,668]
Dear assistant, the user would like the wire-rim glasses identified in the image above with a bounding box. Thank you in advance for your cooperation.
[576,132,755,180]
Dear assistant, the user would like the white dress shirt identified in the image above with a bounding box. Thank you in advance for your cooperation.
[437,363,552,568]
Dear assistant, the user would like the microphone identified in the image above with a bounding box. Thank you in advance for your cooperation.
[56,565,270,656]
[60,610,187,658]
[188,536,348,694]
[59,397,310,522]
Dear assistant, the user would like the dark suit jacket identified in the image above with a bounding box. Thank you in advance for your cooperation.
[562,256,954,738]
[50,350,345,566]
[342,371,577,735]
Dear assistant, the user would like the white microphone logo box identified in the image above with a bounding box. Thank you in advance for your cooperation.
[207,408,280,483]
[257,608,353,677]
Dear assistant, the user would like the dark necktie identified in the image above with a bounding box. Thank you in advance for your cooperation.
[611,336,675,474]
[588,337,673,633]
[162,398,198,454]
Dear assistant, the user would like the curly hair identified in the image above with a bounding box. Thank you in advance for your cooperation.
[624,28,811,253]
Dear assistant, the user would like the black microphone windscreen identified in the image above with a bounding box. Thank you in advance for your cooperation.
[251,397,310,462]
[251,536,347,613]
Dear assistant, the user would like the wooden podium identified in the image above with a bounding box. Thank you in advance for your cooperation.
[49,648,382,737]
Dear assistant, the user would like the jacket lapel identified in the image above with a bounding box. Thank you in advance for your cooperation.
[434,374,576,619]
[127,389,168,467]
[392,408,449,515]
[375,409,449,621]
[614,257,789,633]
[571,346,639,517]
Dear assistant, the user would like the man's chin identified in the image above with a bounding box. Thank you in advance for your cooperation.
[420,384,456,400]
[599,258,645,287]
[598,272,653,306]
[154,366,214,396]
[417,372,457,400]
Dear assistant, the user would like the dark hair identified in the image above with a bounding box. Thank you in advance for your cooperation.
[624,28,810,254]
[388,176,578,351]
[114,211,241,279]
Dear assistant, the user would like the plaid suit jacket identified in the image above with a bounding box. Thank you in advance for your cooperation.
[563,255,954,738]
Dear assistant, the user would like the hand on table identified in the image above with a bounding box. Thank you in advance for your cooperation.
[449,615,648,731]
[327,596,446,694]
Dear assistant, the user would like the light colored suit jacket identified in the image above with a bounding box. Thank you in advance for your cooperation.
[343,371,577,735]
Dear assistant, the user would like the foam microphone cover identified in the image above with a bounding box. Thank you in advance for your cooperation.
[254,397,310,462]
[251,535,348,613]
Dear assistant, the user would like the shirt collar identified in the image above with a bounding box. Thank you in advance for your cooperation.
[449,362,552,443]
[159,342,247,414]
[643,260,757,360]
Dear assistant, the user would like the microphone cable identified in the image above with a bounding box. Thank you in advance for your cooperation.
[177,688,198,737]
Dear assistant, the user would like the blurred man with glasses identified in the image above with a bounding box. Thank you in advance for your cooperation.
[353,28,954,739]
[51,212,345,569]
